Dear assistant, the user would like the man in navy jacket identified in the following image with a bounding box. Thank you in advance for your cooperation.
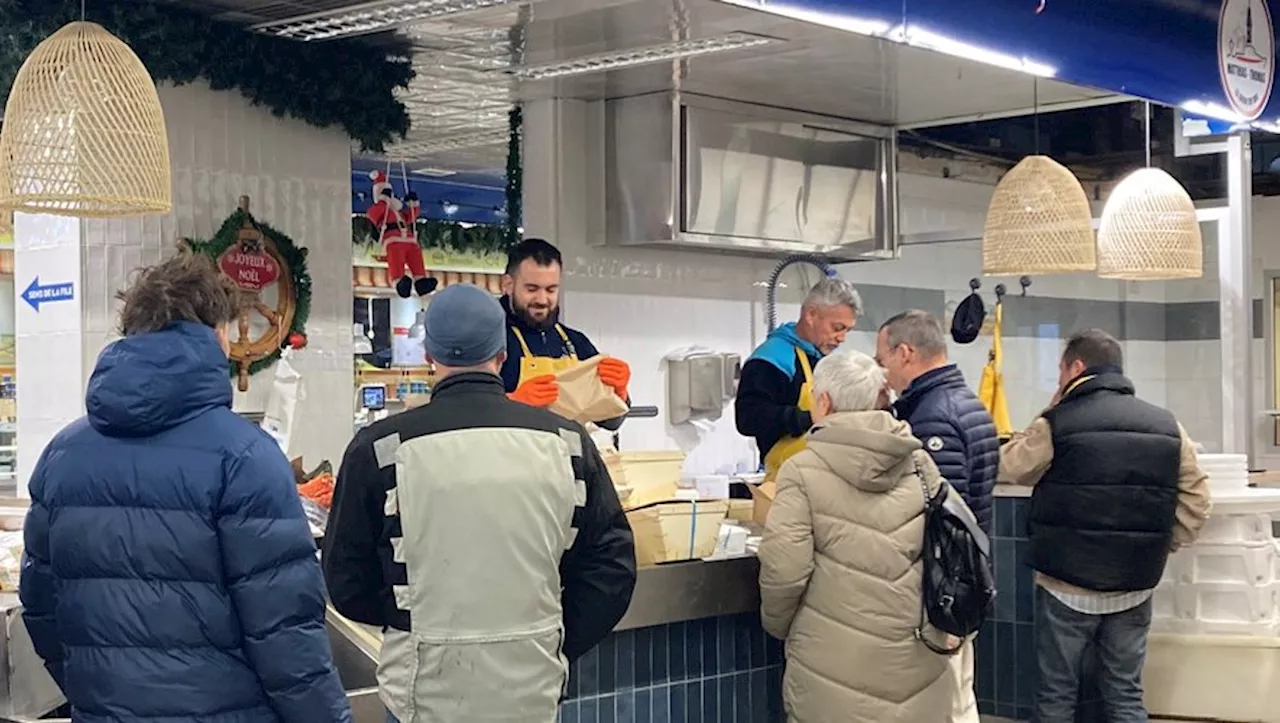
[876,309,997,723]
[876,310,998,532]
[20,253,349,723]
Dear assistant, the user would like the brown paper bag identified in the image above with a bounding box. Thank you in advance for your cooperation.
[549,356,630,423]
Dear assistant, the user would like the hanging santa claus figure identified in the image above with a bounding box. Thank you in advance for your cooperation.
[365,170,438,298]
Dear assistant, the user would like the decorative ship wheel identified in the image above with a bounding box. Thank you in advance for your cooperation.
[180,196,296,391]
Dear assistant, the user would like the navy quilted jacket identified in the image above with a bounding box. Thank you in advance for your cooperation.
[19,322,350,723]
[892,365,998,533]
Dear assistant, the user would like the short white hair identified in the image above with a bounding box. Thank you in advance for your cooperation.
[812,349,887,413]
[802,277,862,316]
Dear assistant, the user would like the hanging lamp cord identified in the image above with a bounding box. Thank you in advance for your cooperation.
[1144,101,1153,168]
[1033,77,1040,155]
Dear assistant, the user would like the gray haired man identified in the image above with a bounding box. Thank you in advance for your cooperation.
[735,277,863,480]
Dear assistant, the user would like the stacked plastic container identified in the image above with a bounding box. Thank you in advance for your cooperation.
[1153,454,1280,635]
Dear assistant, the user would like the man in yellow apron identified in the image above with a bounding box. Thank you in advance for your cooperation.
[499,239,631,430]
[735,277,862,481]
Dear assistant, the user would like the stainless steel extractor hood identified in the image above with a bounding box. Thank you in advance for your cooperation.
[604,92,898,260]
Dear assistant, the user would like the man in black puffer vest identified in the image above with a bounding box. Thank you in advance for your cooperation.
[999,329,1210,723]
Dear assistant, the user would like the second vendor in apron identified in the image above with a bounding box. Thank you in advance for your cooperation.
[734,323,825,483]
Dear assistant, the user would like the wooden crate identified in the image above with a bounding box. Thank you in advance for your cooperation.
[628,499,729,566]
[607,450,685,511]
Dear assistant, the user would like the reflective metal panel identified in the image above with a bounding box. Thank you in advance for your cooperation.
[606,91,898,258]
[682,105,884,248]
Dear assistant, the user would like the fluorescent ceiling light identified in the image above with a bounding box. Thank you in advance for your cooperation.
[717,0,1053,79]
[413,167,459,177]
[890,25,1056,78]
[380,129,510,159]
[499,32,779,81]
[251,0,530,41]
[717,0,892,37]
[1180,100,1280,134]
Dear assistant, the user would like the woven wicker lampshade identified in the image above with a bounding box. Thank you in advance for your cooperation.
[0,22,171,217]
[982,155,1096,276]
[1096,167,1202,280]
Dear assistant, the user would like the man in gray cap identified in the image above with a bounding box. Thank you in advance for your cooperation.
[323,284,636,723]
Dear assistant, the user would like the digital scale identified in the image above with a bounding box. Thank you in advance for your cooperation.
[355,383,390,428]
[360,384,386,411]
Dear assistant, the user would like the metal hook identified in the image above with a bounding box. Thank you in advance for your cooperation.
[968,277,982,292]
[1020,276,1032,297]
[994,283,1007,300]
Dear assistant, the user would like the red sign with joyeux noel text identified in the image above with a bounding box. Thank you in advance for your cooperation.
[219,247,280,292]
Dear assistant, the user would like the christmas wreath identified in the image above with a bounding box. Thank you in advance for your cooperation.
[186,207,311,378]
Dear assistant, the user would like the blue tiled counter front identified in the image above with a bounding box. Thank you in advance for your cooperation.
[559,611,785,723]
[981,490,1106,723]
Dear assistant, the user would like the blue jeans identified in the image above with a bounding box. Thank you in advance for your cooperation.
[387,713,399,723]
[1034,591,1152,723]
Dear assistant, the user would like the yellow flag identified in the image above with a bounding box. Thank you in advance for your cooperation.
[978,301,1014,438]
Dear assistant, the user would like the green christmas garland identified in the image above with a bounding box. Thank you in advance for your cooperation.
[187,208,312,377]
[505,106,523,246]
[0,0,413,152]
[352,217,509,255]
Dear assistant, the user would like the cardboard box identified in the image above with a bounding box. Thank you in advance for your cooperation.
[749,481,777,526]
[725,499,754,523]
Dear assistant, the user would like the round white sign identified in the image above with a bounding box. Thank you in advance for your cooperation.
[1219,0,1276,121]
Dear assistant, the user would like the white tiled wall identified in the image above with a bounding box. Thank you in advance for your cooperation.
[555,174,1155,466]
[1165,197,1280,460]
[78,81,353,468]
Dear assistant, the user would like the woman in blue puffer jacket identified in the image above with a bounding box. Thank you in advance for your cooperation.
[19,252,351,723]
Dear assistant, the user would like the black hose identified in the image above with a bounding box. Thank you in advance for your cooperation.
[765,254,838,332]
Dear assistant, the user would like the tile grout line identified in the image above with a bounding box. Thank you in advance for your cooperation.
[566,662,783,703]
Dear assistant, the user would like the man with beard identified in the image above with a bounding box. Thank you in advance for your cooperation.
[500,238,631,430]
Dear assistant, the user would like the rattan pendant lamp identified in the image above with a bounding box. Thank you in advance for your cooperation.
[982,80,1096,276]
[0,19,171,217]
[1096,102,1202,280]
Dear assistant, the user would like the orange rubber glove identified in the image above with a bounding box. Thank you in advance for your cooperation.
[508,375,559,407]
[597,357,631,400]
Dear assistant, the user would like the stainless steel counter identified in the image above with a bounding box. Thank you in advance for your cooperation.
[617,555,760,631]
[993,483,1031,497]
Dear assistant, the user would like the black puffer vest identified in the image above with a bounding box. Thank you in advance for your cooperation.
[1029,373,1181,592]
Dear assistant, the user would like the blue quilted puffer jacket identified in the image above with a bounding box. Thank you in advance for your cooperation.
[892,364,999,533]
[19,322,351,723]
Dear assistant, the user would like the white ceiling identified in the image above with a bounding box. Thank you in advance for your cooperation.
[171,0,1120,175]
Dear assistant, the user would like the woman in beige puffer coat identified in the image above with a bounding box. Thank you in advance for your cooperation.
[758,349,963,723]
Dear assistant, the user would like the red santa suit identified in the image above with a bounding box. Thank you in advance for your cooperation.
[366,170,436,298]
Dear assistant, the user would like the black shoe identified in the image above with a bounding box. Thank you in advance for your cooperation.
[414,277,439,296]
[395,275,413,298]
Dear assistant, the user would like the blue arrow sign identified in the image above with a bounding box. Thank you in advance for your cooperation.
[22,277,74,312]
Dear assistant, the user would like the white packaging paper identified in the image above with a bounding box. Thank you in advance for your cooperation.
[260,350,302,454]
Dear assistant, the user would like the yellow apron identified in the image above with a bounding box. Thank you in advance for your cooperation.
[762,347,816,482]
[978,301,1014,438]
[511,324,578,387]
